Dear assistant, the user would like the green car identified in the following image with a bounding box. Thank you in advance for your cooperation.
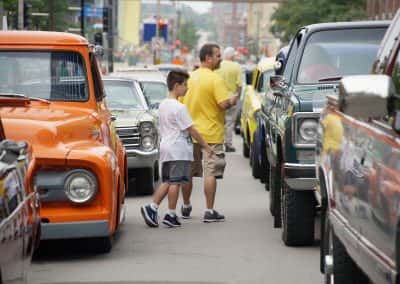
[258,21,389,246]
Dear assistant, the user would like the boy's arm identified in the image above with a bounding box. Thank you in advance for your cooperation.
[186,126,214,157]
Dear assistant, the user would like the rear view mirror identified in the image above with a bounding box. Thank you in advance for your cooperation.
[339,75,393,118]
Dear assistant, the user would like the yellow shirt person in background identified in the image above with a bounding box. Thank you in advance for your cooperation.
[181,43,238,222]
[215,47,242,152]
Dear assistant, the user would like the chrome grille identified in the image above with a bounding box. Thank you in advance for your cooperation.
[116,126,140,151]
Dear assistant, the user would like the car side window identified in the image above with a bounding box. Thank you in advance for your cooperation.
[283,30,303,82]
[90,54,105,101]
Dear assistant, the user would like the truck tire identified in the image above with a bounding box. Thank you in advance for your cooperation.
[282,185,315,246]
[325,228,368,284]
[269,164,282,228]
[251,132,261,179]
[242,139,250,158]
[92,236,112,254]
[260,133,269,185]
[137,168,155,195]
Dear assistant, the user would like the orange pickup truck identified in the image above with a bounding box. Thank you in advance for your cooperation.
[0,31,127,253]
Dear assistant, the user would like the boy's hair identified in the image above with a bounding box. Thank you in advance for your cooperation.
[167,69,189,91]
[199,43,220,62]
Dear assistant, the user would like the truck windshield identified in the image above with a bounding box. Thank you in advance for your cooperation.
[297,28,387,84]
[0,51,88,101]
[103,80,146,110]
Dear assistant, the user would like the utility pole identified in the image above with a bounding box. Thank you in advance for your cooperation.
[18,0,23,30]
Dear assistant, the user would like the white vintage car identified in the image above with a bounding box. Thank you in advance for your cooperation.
[103,76,159,195]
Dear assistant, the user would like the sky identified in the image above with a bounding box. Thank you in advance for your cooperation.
[182,1,212,14]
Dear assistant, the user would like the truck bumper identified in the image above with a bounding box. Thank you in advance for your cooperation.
[283,163,317,191]
[126,149,158,169]
[41,220,109,240]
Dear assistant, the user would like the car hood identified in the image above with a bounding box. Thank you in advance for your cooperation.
[293,84,339,112]
[0,105,99,162]
[110,108,156,127]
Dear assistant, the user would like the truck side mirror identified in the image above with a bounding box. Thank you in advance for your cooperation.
[339,75,393,119]
[270,75,287,97]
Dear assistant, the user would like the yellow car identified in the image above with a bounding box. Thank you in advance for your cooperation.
[240,58,275,179]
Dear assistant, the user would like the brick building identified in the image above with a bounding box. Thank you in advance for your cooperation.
[367,0,400,19]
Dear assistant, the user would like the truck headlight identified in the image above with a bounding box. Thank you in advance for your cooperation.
[141,136,155,151]
[140,122,154,135]
[64,170,97,204]
[298,119,318,143]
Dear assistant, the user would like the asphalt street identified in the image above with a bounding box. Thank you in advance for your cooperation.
[28,135,323,284]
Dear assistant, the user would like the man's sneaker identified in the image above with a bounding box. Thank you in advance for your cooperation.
[162,214,182,228]
[141,205,158,227]
[181,204,192,219]
[203,210,225,223]
[225,144,236,152]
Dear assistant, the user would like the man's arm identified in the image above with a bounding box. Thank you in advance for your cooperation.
[186,126,214,157]
[218,94,239,110]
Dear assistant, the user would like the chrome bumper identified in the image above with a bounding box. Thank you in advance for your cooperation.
[126,149,158,169]
[283,163,317,191]
[41,220,109,240]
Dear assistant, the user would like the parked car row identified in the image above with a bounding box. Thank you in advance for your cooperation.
[242,12,400,283]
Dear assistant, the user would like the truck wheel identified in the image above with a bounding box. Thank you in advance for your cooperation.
[137,168,155,195]
[251,132,261,179]
[282,185,315,246]
[242,139,250,158]
[260,135,269,185]
[325,227,368,284]
[92,236,112,254]
[269,164,282,228]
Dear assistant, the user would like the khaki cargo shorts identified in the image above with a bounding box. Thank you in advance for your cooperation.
[191,144,226,179]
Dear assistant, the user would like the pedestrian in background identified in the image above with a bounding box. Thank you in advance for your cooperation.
[181,43,238,222]
[215,46,242,152]
[141,69,213,228]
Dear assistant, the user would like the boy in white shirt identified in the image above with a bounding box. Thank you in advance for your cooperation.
[141,69,213,228]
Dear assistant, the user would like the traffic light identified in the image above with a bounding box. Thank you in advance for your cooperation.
[23,1,32,29]
[157,19,168,41]
[94,32,103,46]
[103,7,110,33]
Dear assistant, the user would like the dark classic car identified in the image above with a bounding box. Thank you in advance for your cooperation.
[317,11,400,284]
[257,21,389,246]
[0,117,40,284]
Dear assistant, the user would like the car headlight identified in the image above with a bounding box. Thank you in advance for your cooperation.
[64,170,97,204]
[140,122,154,135]
[141,135,155,151]
[298,119,318,143]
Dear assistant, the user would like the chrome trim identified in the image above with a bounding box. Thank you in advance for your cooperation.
[284,162,317,190]
[291,112,320,148]
[285,178,317,190]
[125,148,158,156]
[41,220,109,240]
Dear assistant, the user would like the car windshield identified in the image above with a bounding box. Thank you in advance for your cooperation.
[0,51,88,101]
[141,81,168,105]
[103,80,146,110]
[297,28,387,84]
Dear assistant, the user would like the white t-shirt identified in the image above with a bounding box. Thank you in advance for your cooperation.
[158,98,193,163]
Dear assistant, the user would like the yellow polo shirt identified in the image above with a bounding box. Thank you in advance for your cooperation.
[215,60,242,94]
[182,67,230,144]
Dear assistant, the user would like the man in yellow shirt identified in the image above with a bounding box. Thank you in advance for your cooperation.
[181,43,239,222]
[215,47,242,152]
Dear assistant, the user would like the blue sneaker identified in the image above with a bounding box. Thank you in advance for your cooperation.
[162,214,182,228]
[141,205,158,227]
[181,204,192,219]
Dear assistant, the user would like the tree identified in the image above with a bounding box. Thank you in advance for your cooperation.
[2,0,69,31]
[271,0,367,43]
[179,20,200,50]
